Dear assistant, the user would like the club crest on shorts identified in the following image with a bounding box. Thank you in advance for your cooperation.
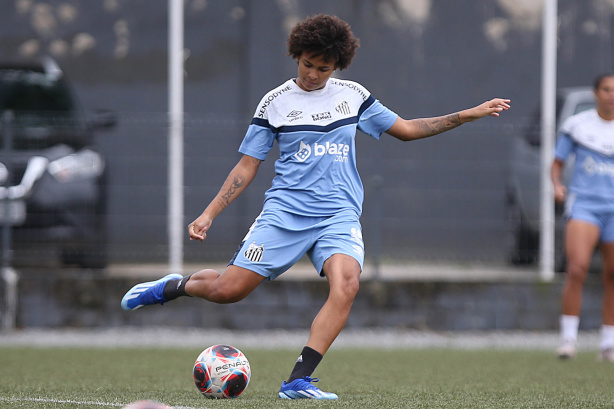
[244,242,264,262]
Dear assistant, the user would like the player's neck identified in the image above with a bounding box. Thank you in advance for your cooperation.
[597,109,614,121]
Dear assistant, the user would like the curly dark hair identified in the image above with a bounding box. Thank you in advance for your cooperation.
[287,14,360,71]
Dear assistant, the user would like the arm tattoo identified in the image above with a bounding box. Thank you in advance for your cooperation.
[221,174,245,206]
[416,113,461,137]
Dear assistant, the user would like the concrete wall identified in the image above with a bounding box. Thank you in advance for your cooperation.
[11,272,605,331]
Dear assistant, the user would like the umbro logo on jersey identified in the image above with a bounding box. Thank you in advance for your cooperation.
[287,110,302,118]
[287,110,303,122]
[244,242,264,262]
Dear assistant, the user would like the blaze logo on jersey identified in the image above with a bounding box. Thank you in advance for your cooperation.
[294,141,312,162]
[582,156,614,177]
[293,141,350,163]
[244,242,264,262]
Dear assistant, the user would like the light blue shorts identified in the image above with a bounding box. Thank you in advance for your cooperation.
[565,194,614,243]
[229,208,364,280]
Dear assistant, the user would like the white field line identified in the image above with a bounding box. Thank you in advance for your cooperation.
[0,396,201,409]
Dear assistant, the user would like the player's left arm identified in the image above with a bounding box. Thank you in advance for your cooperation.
[386,98,510,142]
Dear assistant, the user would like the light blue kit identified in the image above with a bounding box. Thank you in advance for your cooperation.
[555,108,614,241]
[230,78,398,279]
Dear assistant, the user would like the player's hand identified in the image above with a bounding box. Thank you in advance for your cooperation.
[188,215,212,242]
[553,184,567,203]
[465,98,511,121]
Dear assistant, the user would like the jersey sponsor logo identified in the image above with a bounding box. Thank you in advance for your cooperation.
[293,141,350,163]
[330,79,368,101]
[314,142,350,162]
[312,111,332,121]
[335,101,351,115]
[294,141,312,162]
[582,156,614,177]
[287,110,303,122]
[258,85,292,118]
[244,242,264,262]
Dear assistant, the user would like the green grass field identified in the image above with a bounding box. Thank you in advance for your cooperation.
[1,346,614,408]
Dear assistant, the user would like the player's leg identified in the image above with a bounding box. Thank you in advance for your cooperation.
[307,253,361,354]
[558,218,600,358]
[184,265,265,303]
[279,253,359,400]
[279,212,363,400]
[121,265,265,310]
[598,217,614,362]
[562,219,599,315]
[122,210,297,311]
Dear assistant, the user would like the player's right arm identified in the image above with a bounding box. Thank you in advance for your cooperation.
[551,158,567,203]
[189,154,262,241]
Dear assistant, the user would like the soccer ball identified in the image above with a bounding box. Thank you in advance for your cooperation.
[122,400,170,409]
[193,344,251,399]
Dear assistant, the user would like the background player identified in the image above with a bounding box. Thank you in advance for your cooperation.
[553,73,614,361]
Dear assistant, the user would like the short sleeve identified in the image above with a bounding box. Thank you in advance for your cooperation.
[554,132,574,161]
[238,120,276,160]
[357,98,398,140]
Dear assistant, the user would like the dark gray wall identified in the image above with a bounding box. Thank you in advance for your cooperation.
[14,272,606,331]
[1,0,613,264]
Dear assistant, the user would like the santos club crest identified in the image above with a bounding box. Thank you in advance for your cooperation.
[244,242,264,262]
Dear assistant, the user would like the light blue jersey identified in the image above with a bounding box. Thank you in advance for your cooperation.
[239,78,398,217]
[555,109,614,207]
[555,109,614,241]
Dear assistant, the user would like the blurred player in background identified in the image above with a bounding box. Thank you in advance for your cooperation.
[122,14,510,399]
[553,73,614,361]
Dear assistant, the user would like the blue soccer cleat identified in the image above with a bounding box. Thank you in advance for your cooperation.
[278,376,338,400]
[121,273,183,311]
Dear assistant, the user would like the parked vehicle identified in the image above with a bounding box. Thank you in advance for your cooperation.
[505,87,595,268]
[0,56,115,268]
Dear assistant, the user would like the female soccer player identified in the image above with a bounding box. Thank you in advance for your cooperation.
[122,14,510,399]
[553,73,614,361]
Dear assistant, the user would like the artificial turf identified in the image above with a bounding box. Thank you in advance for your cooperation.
[1,347,613,408]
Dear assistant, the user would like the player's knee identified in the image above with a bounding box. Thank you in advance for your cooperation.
[566,262,588,283]
[332,273,360,301]
[346,274,360,297]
